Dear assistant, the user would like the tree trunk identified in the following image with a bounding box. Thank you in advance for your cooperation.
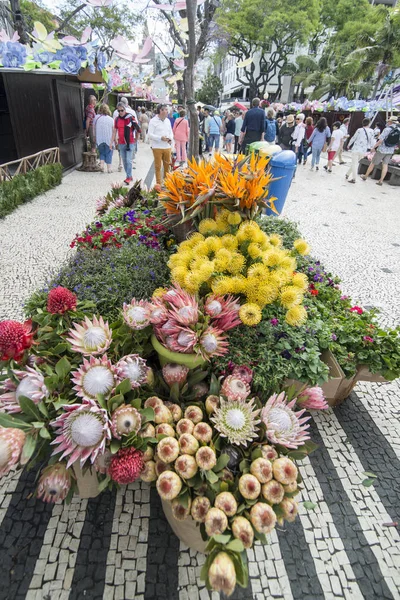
[9,0,28,44]
[185,0,199,160]
[177,80,184,105]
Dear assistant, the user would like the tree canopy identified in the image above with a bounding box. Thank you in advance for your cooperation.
[196,68,223,105]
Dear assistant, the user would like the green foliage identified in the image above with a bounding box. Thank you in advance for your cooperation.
[25,240,170,322]
[0,163,63,219]
[196,68,223,105]
[257,216,302,249]
[20,0,59,33]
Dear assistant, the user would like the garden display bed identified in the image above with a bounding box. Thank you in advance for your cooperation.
[0,154,398,597]
[358,157,400,185]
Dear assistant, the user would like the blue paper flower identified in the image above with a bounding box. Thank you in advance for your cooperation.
[34,51,54,65]
[97,51,107,70]
[60,50,82,74]
[75,45,87,61]
[2,42,27,68]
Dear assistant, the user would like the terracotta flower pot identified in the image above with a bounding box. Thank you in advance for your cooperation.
[151,334,207,369]
[162,499,207,553]
[73,464,100,499]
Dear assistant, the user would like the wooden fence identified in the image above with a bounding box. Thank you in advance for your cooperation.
[0,147,60,182]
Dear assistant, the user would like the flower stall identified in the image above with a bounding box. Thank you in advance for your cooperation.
[1,155,399,596]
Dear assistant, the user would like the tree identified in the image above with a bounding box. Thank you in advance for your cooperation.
[196,68,222,104]
[20,0,58,34]
[216,0,319,99]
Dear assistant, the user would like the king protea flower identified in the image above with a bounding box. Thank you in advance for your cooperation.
[211,398,260,447]
[250,502,277,534]
[46,287,77,314]
[197,327,229,361]
[50,403,111,468]
[163,284,196,310]
[221,375,250,401]
[109,447,144,484]
[122,299,151,330]
[159,326,198,354]
[162,363,189,388]
[67,315,112,356]
[205,295,241,331]
[297,387,328,410]
[0,367,48,413]
[231,365,253,384]
[115,354,149,388]
[0,319,34,362]
[169,299,199,326]
[208,552,236,597]
[156,471,182,500]
[0,427,25,477]
[261,392,310,449]
[148,300,169,326]
[36,463,71,503]
[96,196,108,213]
[71,355,117,402]
[232,516,254,549]
[111,405,142,439]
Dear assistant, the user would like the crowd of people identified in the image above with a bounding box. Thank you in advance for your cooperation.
[84,94,399,188]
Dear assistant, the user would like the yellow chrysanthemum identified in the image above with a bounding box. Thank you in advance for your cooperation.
[172,266,189,286]
[292,273,308,290]
[215,220,230,234]
[184,272,200,294]
[226,275,247,294]
[247,263,268,280]
[227,212,242,226]
[246,283,278,307]
[293,239,311,256]
[286,305,307,327]
[274,268,293,286]
[152,287,168,298]
[278,256,297,271]
[269,234,282,247]
[204,236,222,253]
[263,249,284,267]
[220,234,238,251]
[215,209,230,223]
[226,253,246,274]
[179,240,195,252]
[237,221,260,242]
[211,277,233,295]
[214,248,233,271]
[247,243,263,259]
[190,256,209,271]
[253,230,269,246]
[239,303,262,326]
[194,241,210,256]
[280,286,303,309]
[198,219,218,235]
[187,232,205,245]
[198,261,215,282]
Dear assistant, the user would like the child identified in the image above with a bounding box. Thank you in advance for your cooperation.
[325,121,344,173]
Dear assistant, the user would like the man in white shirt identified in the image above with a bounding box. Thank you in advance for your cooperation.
[325,121,345,172]
[337,117,350,164]
[148,104,174,189]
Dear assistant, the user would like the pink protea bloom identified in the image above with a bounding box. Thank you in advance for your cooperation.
[261,392,310,449]
[197,327,229,361]
[163,284,196,310]
[122,299,151,330]
[169,296,199,326]
[162,327,198,354]
[0,319,34,362]
[0,367,48,414]
[95,196,108,213]
[67,315,112,356]
[111,195,125,208]
[0,427,26,477]
[162,363,189,388]
[109,447,144,484]
[297,387,328,410]
[231,365,253,384]
[115,354,149,388]
[148,300,169,326]
[47,287,77,314]
[71,355,117,402]
[111,405,142,439]
[221,375,250,401]
[205,295,241,331]
[50,402,112,469]
[36,464,72,503]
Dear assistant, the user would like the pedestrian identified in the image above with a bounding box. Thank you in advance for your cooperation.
[173,109,190,164]
[337,117,350,164]
[278,114,295,150]
[264,108,279,143]
[345,118,374,184]
[139,108,149,142]
[93,104,114,174]
[303,117,314,164]
[112,102,141,185]
[234,111,243,153]
[113,98,136,171]
[168,107,176,129]
[307,117,331,171]
[85,95,97,152]
[205,110,222,156]
[239,98,265,151]
[292,114,306,164]
[361,115,399,186]
[148,103,174,190]
[324,121,344,173]
[225,114,235,153]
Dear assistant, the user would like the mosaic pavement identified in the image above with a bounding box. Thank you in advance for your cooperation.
[0,144,399,600]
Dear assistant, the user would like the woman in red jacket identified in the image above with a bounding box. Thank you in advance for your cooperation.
[173,110,190,164]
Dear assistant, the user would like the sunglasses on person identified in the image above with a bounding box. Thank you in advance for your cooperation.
[118,109,125,113]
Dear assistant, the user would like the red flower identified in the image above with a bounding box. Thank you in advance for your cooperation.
[0,319,34,362]
[350,306,363,315]
[310,289,319,296]
[47,287,77,314]
[108,447,144,484]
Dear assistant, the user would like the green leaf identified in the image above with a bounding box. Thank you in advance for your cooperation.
[170,382,180,403]
[140,407,155,423]
[38,401,49,418]
[96,394,107,410]
[20,434,37,464]
[39,427,51,439]
[288,451,308,461]
[55,356,71,379]
[107,393,124,414]
[115,378,131,396]
[52,343,69,353]
[110,439,121,454]
[209,373,219,396]
[362,471,377,479]
[205,469,219,484]
[0,412,31,430]
[187,370,208,387]
[226,539,245,553]
[303,501,317,510]
[213,533,231,544]
[301,440,319,455]
[131,397,141,409]
[361,478,376,487]
[18,395,43,421]
[213,453,230,472]
[251,447,263,460]
[98,475,111,492]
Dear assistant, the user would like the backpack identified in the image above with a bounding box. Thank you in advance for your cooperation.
[384,126,400,147]
[265,119,276,142]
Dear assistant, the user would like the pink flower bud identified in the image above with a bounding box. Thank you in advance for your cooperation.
[272,457,298,485]
[156,471,182,500]
[205,507,228,536]
[238,474,261,500]
[250,457,273,483]
[232,516,254,549]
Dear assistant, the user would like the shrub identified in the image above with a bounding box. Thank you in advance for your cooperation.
[25,240,171,322]
[0,163,63,219]
[258,216,302,248]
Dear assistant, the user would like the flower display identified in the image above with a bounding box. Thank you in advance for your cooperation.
[261,392,310,449]
[108,447,144,484]
[71,355,117,401]
[47,287,77,313]
[162,363,189,388]
[67,315,112,355]
[0,367,48,413]
[36,464,71,503]
[122,299,151,330]
[297,386,328,410]
[115,354,149,388]
[211,398,260,446]
[0,319,34,362]
[0,427,25,477]
[221,374,250,401]
[111,405,142,439]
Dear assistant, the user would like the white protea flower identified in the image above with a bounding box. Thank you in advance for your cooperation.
[111,405,142,439]
[122,299,151,330]
[50,402,112,468]
[211,398,261,447]
[261,393,310,449]
[221,375,250,401]
[67,315,112,356]
[0,367,48,414]
[71,355,117,402]
[115,354,149,388]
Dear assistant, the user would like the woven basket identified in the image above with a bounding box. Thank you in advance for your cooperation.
[170,219,194,243]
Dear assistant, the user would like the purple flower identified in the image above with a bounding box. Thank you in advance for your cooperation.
[2,42,27,68]
[75,45,87,61]
[270,318,279,326]
[281,350,292,360]
[331,333,337,341]
[34,51,54,65]
[60,49,82,75]
[313,274,324,282]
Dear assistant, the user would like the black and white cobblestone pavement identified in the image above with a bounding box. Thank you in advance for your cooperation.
[0,145,399,600]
